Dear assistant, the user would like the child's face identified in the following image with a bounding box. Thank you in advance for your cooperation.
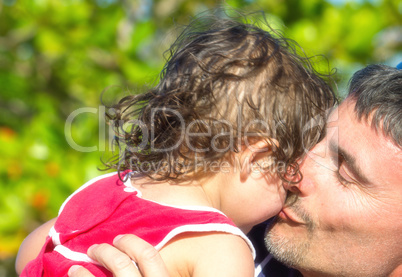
[217,163,287,233]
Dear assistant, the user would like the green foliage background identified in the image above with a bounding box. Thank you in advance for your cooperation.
[0,0,401,275]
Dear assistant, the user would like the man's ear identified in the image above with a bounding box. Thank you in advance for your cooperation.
[239,139,278,181]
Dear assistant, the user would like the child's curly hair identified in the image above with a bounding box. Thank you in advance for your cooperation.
[103,10,337,183]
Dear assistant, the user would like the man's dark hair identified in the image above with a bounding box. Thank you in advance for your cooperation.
[348,64,402,148]
[103,10,337,182]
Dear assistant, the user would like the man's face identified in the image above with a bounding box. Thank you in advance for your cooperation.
[265,99,402,277]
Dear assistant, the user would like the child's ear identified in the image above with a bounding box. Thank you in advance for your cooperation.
[239,139,278,181]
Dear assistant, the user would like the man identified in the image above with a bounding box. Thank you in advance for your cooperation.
[265,64,402,276]
[68,64,402,277]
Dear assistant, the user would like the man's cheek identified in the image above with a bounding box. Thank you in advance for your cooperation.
[317,190,371,231]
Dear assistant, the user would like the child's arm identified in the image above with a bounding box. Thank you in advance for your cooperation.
[160,232,255,277]
[15,217,57,275]
[194,233,255,277]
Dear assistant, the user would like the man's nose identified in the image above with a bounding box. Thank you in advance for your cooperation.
[283,181,302,194]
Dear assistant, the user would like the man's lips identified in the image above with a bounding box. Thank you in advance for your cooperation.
[278,208,305,225]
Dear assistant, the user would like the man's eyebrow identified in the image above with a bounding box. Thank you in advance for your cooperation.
[329,141,371,185]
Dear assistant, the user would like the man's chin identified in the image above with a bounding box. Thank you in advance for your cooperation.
[264,218,311,269]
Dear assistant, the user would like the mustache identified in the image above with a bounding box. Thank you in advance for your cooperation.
[284,190,299,206]
[283,191,315,231]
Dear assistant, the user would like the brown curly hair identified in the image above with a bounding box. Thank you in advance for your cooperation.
[103,11,337,183]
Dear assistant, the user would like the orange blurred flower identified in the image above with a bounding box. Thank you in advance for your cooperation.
[31,191,49,210]
[45,162,60,177]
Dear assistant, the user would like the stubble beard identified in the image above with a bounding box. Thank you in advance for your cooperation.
[264,193,316,268]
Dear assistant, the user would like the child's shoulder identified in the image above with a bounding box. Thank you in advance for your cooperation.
[160,231,255,277]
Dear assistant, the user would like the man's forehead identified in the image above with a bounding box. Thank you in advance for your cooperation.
[326,100,370,161]
[326,106,339,129]
[339,98,401,149]
[326,100,353,130]
[328,97,401,172]
[326,98,373,133]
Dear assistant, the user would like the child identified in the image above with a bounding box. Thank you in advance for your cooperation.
[17,11,335,277]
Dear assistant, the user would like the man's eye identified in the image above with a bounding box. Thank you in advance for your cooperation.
[336,163,356,186]
[336,169,353,186]
[330,154,354,186]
